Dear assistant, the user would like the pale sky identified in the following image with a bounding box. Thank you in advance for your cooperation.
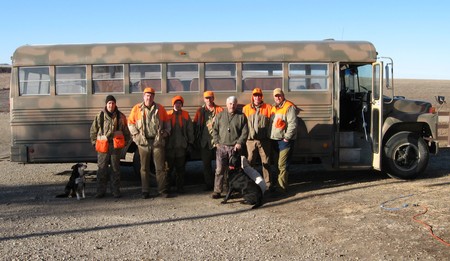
[1,0,449,79]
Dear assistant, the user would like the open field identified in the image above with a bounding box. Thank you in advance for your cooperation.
[394,79,450,105]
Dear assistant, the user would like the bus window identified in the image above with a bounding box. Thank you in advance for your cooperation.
[92,65,124,93]
[205,63,236,91]
[344,65,371,93]
[167,63,199,92]
[56,66,87,94]
[130,64,162,93]
[289,63,328,91]
[19,67,50,95]
[242,63,282,91]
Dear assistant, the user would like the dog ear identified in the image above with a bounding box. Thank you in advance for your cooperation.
[71,164,77,170]
[228,151,242,169]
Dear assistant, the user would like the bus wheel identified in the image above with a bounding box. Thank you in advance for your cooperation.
[383,132,429,179]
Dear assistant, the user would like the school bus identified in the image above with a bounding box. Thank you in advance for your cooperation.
[9,40,439,179]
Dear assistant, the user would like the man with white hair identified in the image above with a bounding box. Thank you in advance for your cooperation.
[211,96,248,199]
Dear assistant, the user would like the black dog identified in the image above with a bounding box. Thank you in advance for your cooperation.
[56,163,87,200]
[221,152,263,209]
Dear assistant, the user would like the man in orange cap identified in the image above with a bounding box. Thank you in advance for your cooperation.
[242,87,272,192]
[128,87,172,199]
[193,91,223,191]
[166,95,194,193]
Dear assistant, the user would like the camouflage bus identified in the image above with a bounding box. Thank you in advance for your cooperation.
[9,40,439,179]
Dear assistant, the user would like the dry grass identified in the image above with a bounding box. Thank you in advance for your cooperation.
[394,79,450,105]
[0,73,9,89]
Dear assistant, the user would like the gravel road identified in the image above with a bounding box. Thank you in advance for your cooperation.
[1,111,450,260]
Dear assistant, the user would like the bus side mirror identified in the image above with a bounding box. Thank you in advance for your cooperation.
[385,64,391,89]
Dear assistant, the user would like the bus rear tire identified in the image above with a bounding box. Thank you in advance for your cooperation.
[383,132,429,179]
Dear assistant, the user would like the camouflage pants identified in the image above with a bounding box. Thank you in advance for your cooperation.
[200,147,216,189]
[97,143,121,195]
[166,151,187,191]
[213,145,235,194]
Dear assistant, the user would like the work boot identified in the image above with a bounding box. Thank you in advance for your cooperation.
[211,192,221,199]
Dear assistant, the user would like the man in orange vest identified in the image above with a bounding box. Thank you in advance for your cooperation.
[128,87,171,199]
[193,91,224,191]
[166,95,194,193]
[269,88,299,195]
[242,87,272,192]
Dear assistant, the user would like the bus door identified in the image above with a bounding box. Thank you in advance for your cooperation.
[336,62,379,170]
[371,62,383,170]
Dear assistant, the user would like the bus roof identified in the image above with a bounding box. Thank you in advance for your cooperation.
[12,40,377,66]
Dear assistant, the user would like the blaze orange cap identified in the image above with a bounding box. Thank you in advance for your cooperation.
[252,88,263,95]
[171,95,184,106]
[143,87,155,94]
[203,91,214,98]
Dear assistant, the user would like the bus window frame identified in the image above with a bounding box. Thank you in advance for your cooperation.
[130,64,162,93]
[288,63,329,91]
[92,64,125,94]
[242,62,283,92]
[19,66,51,96]
[55,65,87,95]
[167,63,199,93]
[205,63,237,92]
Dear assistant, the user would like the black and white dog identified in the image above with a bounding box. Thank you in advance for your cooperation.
[221,151,263,209]
[56,163,87,200]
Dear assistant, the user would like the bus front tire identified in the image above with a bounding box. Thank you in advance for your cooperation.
[383,132,429,180]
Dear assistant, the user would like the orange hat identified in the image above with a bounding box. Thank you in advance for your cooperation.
[251,87,263,103]
[203,91,214,98]
[252,87,263,95]
[172,95,184,106]
[143,87,155,94]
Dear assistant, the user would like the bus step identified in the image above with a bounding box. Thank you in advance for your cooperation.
[339,148,361,163]
[340,131,355,147]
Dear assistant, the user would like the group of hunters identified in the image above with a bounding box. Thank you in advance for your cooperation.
[90,86,299,200]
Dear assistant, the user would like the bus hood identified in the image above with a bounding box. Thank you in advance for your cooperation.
[383,96,433,115]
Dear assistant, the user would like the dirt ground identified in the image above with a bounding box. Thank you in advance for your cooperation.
[0,74,450,259]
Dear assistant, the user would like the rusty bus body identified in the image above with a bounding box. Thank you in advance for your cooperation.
[9,41,439,179]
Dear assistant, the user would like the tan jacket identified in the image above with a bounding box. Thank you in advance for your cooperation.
[127,102,170,146]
